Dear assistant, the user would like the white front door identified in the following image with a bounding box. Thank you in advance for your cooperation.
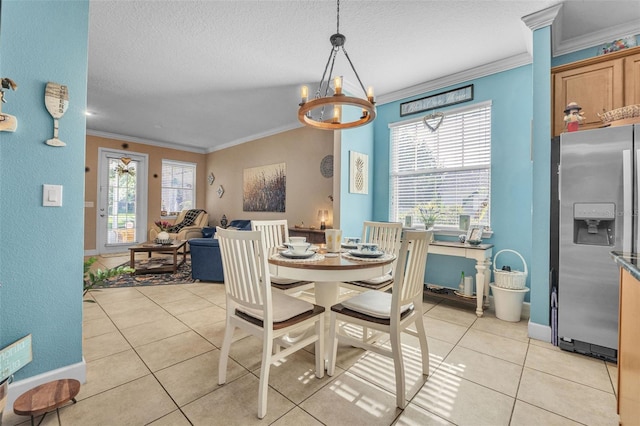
[97,148,148,254]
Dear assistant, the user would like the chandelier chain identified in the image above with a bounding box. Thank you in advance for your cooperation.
[341,46,368,97]
[296,0,376,130]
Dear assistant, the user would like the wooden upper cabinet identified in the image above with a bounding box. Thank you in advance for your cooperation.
[553,59,624,136]
[624,52,640,106]
[552,46,640,137]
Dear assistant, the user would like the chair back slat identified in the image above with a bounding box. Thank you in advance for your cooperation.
[362,221,403,276]
[361,221,402,256]
[217,227,271,312]
[251,220,289,249]
[393,230,431,310]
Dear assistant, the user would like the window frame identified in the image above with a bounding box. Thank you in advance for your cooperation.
[161,159,197,217]
[388,100,492,232]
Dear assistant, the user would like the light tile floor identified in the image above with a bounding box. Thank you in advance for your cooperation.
[2,254,619,426]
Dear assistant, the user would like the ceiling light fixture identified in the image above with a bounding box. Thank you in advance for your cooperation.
[298,0,375,130]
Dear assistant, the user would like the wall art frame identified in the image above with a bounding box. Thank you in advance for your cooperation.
[349,151,368,194]
[400,84,473,117]
[243,162,286,212]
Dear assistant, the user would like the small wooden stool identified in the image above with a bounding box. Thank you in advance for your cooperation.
[13,379,80,426]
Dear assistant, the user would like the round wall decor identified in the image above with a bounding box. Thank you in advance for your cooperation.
[320,154,334,178]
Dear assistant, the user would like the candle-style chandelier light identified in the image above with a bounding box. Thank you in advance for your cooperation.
[298,0,376,130]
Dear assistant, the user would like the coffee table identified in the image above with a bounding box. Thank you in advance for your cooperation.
[128,240,187,274]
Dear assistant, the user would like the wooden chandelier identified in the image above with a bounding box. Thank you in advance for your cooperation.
[297,0,375,130]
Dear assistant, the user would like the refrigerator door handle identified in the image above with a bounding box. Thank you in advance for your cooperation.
[623,149,632,253]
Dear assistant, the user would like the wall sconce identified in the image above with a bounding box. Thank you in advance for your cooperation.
[318,209,328,230]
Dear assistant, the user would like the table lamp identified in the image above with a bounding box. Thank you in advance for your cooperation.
[318,210,328,230]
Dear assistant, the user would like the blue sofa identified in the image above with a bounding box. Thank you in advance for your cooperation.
[189,220,252,282]
[227,219,252,231]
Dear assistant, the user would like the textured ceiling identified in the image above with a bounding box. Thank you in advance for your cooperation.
[86,0,640,153]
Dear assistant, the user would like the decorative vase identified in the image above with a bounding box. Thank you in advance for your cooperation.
[220,215,228,228]
[157,231,170,241]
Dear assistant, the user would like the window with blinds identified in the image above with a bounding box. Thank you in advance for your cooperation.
[161,160,196,215]
[389,101,491,229]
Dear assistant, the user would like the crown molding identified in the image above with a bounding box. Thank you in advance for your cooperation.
[206,122,302,153]
[376,52,532,106]
[522,3,562,32]
[520,3,562,57]
[86,129,207,154]
[553,18,640,57]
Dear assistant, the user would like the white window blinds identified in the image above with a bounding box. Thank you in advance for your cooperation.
[389,101,491,228]
[161,160,196,215]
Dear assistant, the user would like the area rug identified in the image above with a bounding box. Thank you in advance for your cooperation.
[99,259,196,288]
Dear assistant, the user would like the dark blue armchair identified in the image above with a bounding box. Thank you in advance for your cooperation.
[189,238,223,282]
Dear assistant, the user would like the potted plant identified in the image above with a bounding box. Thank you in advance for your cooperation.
[154,220,173,241]
[417,202,441,229]
[83,257,134,300]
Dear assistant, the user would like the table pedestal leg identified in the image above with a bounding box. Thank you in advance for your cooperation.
[474,259,491,317]
[314,281,340,309]
[312,281,340,368]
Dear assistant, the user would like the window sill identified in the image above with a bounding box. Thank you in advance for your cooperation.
[405,226,493,239]
[434,228,493,239]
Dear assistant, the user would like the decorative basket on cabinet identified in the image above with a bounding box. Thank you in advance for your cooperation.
[493,249,528,289]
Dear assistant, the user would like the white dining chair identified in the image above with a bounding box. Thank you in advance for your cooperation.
[251,219,314,294]
[327,230,431,409]
[216,227,325,419]
[341,221,403,292]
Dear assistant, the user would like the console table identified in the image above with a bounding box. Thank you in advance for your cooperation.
[289,227,326,244]
[428,241,493,317]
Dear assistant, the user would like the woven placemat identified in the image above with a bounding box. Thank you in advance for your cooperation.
[341,252,395,262]
[270,253,325,263]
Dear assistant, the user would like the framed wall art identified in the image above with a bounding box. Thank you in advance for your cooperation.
[400,84,473,117]
[466,225,484,244]
[349,151,368,194]
[243,162,286,212]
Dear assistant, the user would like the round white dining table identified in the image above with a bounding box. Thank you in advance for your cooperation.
[267,247,395,308]
[268,246,396,366]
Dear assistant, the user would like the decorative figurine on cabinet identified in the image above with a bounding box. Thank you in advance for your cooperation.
[564,102,586,132]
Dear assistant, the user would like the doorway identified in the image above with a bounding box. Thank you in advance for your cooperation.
[97,148,148,254]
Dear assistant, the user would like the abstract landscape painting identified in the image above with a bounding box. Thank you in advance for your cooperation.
[243,162,286,212]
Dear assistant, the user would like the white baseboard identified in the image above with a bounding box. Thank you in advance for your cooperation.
[84,249,98,256]
[488,294,549,342]
[4,359,86,412]
[528,321,552,343]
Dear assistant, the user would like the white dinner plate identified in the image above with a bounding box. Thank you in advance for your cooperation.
[348,249,385,258]
[280,250,316,259]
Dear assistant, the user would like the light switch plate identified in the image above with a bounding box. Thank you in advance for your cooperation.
[43,184,63,207]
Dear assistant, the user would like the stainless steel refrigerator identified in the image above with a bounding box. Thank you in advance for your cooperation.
[558,124,639,362]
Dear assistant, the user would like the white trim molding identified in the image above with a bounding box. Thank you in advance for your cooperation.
[528,320,552,343]
[377,53,531,107]
[87,129,207,154]
[5,359,86,414]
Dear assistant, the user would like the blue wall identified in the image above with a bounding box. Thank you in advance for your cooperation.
[372,67,534,290]
[339,105,375,238]
[0,0,89,380]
